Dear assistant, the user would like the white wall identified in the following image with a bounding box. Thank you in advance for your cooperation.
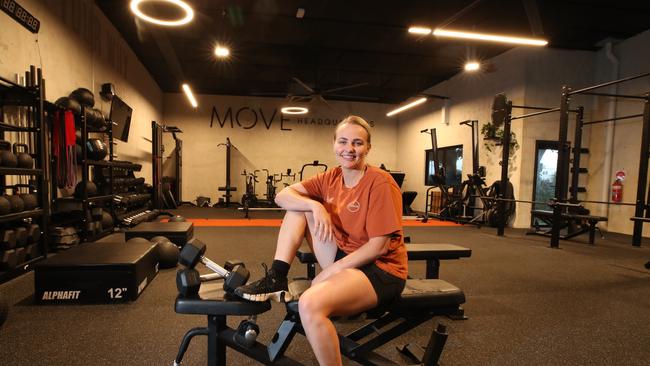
[0,0,162,191]
[162,94,397,204]
[396,33,650,236]
[585,30,650,234]
[396,49,527,217]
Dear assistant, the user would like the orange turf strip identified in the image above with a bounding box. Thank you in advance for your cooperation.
[170,218,461,227]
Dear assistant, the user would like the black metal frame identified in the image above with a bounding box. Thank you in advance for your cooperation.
[175,302,455,366]
[0,66,50,283]
[215,138,237,207]
[631,94,650,246]
[559,72,650,247]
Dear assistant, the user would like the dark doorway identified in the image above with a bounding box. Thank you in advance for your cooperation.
[532,140,559,226]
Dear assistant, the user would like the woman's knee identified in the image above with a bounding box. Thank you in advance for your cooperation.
[298,289,328,320]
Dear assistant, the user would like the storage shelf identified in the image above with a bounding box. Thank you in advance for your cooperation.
[0,255,45,283]
[0,76,39,103]
[0,209,43,223]
[0,122,40,132]
[0,167,43,176]
[57,195,114,204]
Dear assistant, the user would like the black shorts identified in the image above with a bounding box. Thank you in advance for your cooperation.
[334,249,406,309]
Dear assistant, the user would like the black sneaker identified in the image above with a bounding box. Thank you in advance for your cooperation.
[234,263,292,302]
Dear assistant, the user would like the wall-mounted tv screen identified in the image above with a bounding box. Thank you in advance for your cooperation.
[109,95,132,142]
[424,145,463,187]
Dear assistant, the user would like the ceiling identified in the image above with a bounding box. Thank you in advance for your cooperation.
[96,0,650,104]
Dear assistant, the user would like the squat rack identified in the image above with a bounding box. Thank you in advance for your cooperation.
[558,72,650,247]
[494,98,579,238]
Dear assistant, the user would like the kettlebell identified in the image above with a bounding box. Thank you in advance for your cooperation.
[13,143,33,169]
[6,195,24,213]
[19,193,38,211]
[0,141,17,168]
[0,195,10,215]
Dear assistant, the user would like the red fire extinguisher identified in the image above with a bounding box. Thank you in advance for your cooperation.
[611,179,623,203]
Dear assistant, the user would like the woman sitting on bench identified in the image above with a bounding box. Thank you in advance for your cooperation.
[235,115,408,365]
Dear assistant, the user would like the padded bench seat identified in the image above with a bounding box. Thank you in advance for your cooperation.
[297,243,471,279]
[175,282,271,316]
[176,278,465,318]
[285,278,465,314]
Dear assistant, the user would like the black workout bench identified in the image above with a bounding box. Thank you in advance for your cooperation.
[296,243,472,280]
[528,210,607,244]
[174,278,465,365]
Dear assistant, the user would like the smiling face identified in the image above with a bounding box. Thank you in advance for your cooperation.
[333,122,371,170]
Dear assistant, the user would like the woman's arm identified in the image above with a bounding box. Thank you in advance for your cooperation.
[275,183,334,242]
[313,235,391,284]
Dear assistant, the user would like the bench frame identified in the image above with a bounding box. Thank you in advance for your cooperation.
[174,282,463,366]
[528,209,607,245]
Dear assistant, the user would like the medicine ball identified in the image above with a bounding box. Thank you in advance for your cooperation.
[157,240,179,269]
[86,138,108,161]
[6,195,24,213]
[74,181,98,199]
[55,97,81,115]
[168,215,186,222]
[126,237,151,246]
[87,108,106,129]
[69,88,95,108]
[0,196,10,215]
[150,236,171,245]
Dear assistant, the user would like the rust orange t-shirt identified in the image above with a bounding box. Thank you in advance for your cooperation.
[301,166,408,279]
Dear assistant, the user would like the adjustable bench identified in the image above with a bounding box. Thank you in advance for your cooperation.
[296,243,472,279]
[174,278,465,365]
[528,209,607,244]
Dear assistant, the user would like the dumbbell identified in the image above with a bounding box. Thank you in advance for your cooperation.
[177,239,250,295]
[176,268,224,297]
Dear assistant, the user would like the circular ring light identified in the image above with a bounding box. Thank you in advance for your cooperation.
[281,107,309,115]
[130,0,194,26]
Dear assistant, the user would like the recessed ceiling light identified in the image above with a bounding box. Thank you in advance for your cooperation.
[433,28,548,46]
[182,83,198,108]
[296,8,305,19]
[130,0,194,26]
[214,45,230,58]
[281,106,308,115]
[386,97,427,117]
[408,26,432,35]
[464,61,480,71]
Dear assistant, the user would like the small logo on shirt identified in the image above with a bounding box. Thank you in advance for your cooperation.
[347,200,361,212]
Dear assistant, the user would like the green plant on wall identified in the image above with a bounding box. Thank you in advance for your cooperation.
[481,122,519,156]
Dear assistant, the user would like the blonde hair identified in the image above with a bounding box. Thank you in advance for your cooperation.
[334,115,372,143]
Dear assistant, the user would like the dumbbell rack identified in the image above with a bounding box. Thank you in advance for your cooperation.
[0,67,50,284]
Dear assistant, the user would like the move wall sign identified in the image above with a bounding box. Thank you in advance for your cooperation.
[210,106,375,131]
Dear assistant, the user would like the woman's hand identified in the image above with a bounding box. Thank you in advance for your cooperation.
[311,202,334,243]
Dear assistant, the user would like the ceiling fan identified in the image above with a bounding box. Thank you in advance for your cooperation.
[287,77,377,106]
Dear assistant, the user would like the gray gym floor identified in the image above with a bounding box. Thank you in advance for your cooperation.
[1,207,649,365]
